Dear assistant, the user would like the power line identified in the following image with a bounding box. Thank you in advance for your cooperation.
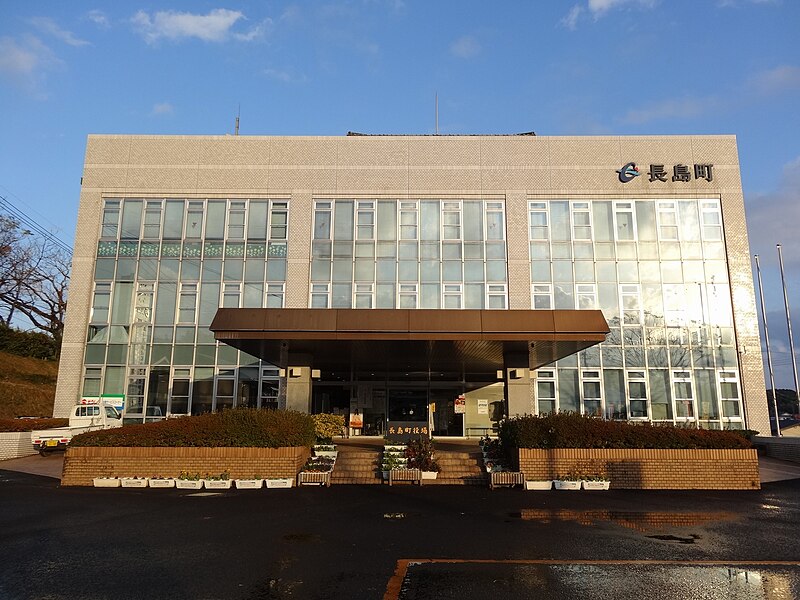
[0,195,73,255]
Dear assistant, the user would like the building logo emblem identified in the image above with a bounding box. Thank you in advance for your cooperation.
[617,162,641,183]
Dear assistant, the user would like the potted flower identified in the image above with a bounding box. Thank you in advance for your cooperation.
[120,476,149,488]
[313,444,338,459]
[235,474,264,489]
[265,477,293,488]
[298,456,335,486]
[175,471,204,490]
[405,438,440,480]
[149,475,176,488]
[381,454,407,480]
[92,477,120,488]
[582,462,611,490]
[204,471,232,489]
[554,467,583,490]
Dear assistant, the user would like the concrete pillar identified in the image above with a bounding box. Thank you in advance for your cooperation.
[504,352,532,417]
[285,353,313,413]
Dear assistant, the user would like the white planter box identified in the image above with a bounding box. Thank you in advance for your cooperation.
[204,480,232,490]
[175,479,204,490]
[524,480,553,490]
[421,471,438,480]
[235,479,263,489]
[120,478,149,488]
[93,477,120,488]
[148,478,175,488]
[314,450,338,459]
[582,480,611,490]
[554,480,582,490]
[265,478,293,489]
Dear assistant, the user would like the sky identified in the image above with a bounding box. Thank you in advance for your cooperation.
[1,0,799,386]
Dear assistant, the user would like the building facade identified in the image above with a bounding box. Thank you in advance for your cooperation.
[54,134,769,436]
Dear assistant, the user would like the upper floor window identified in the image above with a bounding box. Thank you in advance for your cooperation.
[701,201,722,241]
[101,201,120,238]
[614,202,636,241]
[657,201,679,241]
[571,202,592,240]
[529,202,548,240]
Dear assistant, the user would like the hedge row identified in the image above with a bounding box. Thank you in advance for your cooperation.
[70,409,317,448]
[0,418,69,433]
[0,324,59,360]
[499,412,753,450]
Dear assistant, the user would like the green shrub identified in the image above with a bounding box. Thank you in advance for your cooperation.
[499,412,753,451]
[0,418,68,432]
[311,413,344,442]
[70,409,316,448]
[0,323,58,360]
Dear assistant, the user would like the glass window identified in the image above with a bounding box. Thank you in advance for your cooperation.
[400,202,418,240]
[620,284,641,324]
[628,370,648,418]
[399,284,417,309]
[334,200,354,241]
[657,202,679,241]
[247,201,268,239]
[581,370,602,416]
[356,201,375,240]
[701,201,723,241]
[223,283,240,308]
[533,284,553,309]
[270,201,288,240]
[101,200,121,238]
[185,202,204,239]
[178,284,198,323]
[614,202,636,241]
[529,202,548,240]
[120,200,142,239]
[672,371,694,418]
[354,283,373,308]
[571,202,592,240]
[576,284,597,309]
[314,202,332,240]
[442,201,461,240]
[227,201,246,239]
[311,283,330,308]
[487,284,506,309]
[91,283,112,323]
[536,370,556,414]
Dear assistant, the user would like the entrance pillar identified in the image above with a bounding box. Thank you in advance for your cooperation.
[504,352,532,417]
[285,353,313,413]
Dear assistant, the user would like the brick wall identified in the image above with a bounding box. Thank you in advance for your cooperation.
[753,436,800,464]
[0,432,37,461]
[62,446,311,486]
[518,448,760,490]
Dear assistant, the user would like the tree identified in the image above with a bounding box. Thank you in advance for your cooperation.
[0,214,70,356]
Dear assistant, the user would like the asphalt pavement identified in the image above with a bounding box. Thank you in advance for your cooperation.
[2,465,800,600]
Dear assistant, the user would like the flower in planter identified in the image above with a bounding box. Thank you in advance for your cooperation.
[178,471,202,481]
[303,457,335,472]
[405,438,440,472]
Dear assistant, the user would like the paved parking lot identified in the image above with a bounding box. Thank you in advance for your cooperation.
[2,462,800,600]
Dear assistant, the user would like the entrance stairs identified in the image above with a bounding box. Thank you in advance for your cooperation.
[330,447,382,485]
[428,449,488,486]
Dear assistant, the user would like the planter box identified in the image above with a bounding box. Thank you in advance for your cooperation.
[518,448,760,490]
[554,480,581,490]
[204,480,232,490]
[235,479,263,489]
[388,468,422,486]
[265,478,293,489]
[582,480,611,491]
[298,471,331,487]
[120,478,148,488]
[175,479,204,490]
[490,471,524,489]
[421,471,438,480]
[148,478,175,488]
[313,451,338,459]
[93,477,120,488]
[524,480,553,491]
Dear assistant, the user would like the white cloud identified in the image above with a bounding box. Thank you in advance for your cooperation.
[131,9,250,44]
[0,35,60,98]
[86,10,110,29]
[28,16,90,47]
[621,95,721,124]
[748,65,800,96]
[562,0,658,28]
[562,5,584,30]
[717,0,779,7]
[151,102,174,116]
[450,35,481,59]
[263,68,308,83]
[747,156,800,267]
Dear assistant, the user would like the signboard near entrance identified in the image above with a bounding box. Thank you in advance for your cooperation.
[454,395,466,414]
[386,422,429,443]
[477,398,489,415]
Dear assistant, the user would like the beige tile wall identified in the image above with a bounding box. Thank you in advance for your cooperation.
[55,134,768,435]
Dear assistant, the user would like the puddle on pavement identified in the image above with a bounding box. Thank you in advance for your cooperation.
[510,509,735,534]
[645,533,702,544]
[384,512,406,519]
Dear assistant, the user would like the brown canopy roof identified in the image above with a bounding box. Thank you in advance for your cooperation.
[211,308,608,373]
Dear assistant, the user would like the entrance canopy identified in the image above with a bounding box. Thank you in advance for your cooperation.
[210,309,608,373]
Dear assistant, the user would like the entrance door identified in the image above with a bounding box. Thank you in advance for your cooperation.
[431,393,464,436]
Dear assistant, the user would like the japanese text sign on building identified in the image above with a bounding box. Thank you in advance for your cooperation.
[454,395,466,414]
[617,162,713,184]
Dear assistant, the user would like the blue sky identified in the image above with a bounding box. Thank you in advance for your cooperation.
[1,0,799,385]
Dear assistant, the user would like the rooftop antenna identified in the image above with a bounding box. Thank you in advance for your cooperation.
[435,93,439,135]
[234,104,240,136]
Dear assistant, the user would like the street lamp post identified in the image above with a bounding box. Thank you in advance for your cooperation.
[755,254,780,436]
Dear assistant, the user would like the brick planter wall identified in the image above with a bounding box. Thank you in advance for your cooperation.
[62,446,311,486]
[753,436,800,464]
[0,432,37,461]
[518,448,760,490]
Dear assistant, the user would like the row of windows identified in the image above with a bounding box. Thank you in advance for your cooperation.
[529,200,723,243]
[309,282,508,310]
[101,199,289,241]
[534,367,742,425]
